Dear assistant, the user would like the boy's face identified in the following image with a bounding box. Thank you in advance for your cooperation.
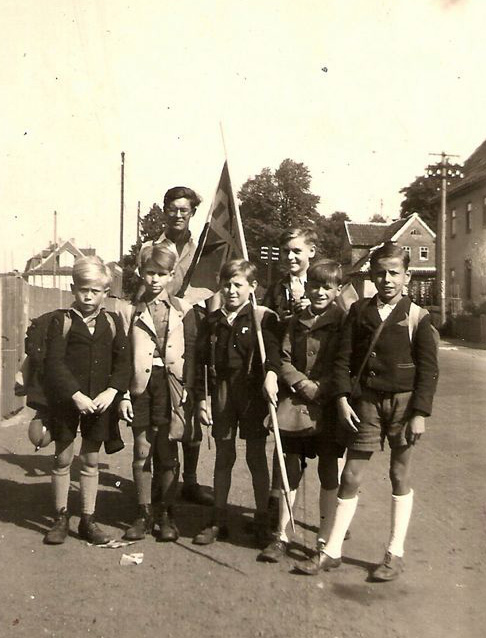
[371,257,410,305]
[163,197,194,235]
[281,237,316,277]
[306,280,342,314]
[220,274,256,311]
[71,279,108,315]
[142,260,174,297]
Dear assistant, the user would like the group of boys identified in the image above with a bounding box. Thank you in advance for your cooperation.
[39,185,439,583]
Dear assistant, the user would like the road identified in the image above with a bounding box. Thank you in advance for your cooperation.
[0,340,485,638]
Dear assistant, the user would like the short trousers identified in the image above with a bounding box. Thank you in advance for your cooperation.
[211,370,268,441]
[49,405,117,443]
[131,367,171,430]
[345,387,413,452]
[280,403,344,458]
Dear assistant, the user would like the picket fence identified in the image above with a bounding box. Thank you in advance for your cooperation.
[0,274,125,419]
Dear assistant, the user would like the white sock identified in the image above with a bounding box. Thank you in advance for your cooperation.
[276,488,297,543]
[387,489,414,557]
[52,467,70,512]
[79,470,99,515]
[324,495,358,559]
[317,487,338,544]
[269,488,280,499]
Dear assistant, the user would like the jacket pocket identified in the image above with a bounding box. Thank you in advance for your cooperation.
[396,363,415,369]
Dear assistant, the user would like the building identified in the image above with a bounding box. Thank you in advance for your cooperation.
[444,139,486,313]
[343,213,436,304]
[23,240,123,297]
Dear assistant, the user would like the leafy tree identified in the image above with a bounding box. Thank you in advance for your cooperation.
[121,203,164,297]
[369,213,387,223]
[399,176,438,231]
[238,159,320,281]
[314,211,351,262]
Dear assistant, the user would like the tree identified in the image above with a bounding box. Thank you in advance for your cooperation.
[399,176,439,231]
[314,211,350,262]
[238,159,320,281]
[369,213,387,223]
[121,203,164,297]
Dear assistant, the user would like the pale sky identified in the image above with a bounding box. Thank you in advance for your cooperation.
[1,0,485,271]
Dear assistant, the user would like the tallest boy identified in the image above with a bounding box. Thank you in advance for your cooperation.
[137,186,213,506]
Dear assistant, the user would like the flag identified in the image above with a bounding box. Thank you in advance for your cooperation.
[176,161,244,304]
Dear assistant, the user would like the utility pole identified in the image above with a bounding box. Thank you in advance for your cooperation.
[425,152,463,327]
[119,152,125,262]
[53,210,57,289]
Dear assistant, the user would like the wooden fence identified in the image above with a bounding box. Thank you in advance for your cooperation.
[0,275,125,419]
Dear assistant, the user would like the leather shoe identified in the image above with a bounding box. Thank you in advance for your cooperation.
[193,524,228,545]
[371,552,404,582]
[123,504,153,541]
[181,483,214,506]
[294,551,342,575]
[44,508,70,545]
[258,539,287,563]
[155,509,179,542]
[78,514,111,545]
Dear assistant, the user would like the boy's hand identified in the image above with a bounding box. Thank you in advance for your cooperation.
[93,388,118,413]
[263,371,279,407]
[293,297,311,313]
[337,396,360,432]
[407,414,425,445]
[197,400,212,426]
[294,379,320,403]
[72,391,97,415]
[119,398,134,422]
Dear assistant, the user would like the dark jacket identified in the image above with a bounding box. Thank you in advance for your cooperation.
[263,275,299,323]
[45,309,130,426]
[195,303,280,401]
[280,303,345,405]
[333,295,439,416]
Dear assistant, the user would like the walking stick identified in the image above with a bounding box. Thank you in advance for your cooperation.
[203,364,212,450]
[250,296,295,533]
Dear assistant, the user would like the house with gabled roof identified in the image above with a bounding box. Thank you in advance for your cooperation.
[444,139,486,311]
[343,212,436,305]
[23,239,122,297]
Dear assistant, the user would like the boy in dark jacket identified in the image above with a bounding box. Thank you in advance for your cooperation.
[44,256,130,545]
[298,242,439,579]
[192,259,280,547]
[259,260,345,564]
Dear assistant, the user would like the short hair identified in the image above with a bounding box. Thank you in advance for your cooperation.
[219,259,258,284]
[72,255,112,287]
[279,227,318,248]
[163,186,201,211]
[370,241,410,270]
[306,259,342,287]
[139,244,177,272]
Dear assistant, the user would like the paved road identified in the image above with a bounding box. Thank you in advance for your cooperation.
[0,341,485,638]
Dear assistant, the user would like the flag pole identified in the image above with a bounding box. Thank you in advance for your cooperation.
[218,123,295,532]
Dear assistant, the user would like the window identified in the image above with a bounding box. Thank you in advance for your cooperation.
[403,246,411,257]
[483,196,486,228]
[466,202,472,233]
[419,246,429,261]
[410,229,420,236]
[451,208,456,237]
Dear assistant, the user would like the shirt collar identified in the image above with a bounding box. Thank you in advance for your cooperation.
[221,300,250,325]
[70,304,102,324]
[143,289,170,307]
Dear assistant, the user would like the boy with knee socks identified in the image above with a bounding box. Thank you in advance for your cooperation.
[296,241,439,579]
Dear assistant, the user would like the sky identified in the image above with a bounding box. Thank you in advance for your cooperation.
[1,0,486,271]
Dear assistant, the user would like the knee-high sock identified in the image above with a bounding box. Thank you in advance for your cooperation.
[388,489,414,557]
[52,466,70,512]
[79,469,99,515]
[270,447,281,497]
[324,495,358,559]
[159,464,180,508]
[276,488,297,543]
[133,462,152,505]
[182,442,199,486]
[318,486,338,543]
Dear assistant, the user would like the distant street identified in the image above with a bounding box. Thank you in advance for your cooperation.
[1,340,485,638]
